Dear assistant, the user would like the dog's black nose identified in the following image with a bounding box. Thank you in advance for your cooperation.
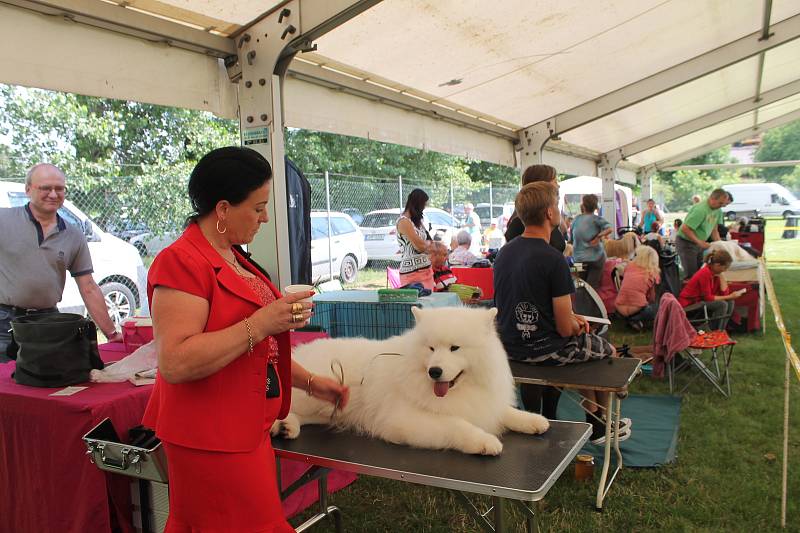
[428,367,443,379]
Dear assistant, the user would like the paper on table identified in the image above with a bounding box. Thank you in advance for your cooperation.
[49,386,88,396]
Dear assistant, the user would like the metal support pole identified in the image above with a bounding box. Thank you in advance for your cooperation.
[489,182,494,222]
[782,349,790,528]
[598,151,622,233]
[517,120,556,170]
[450,178,455,217]
[325,170,333,281]
[398,175,403,209]
[638,165,656,224]
[231,0,380,288]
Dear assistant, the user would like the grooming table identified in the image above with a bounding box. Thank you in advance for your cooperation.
[510,357,641,510]
[273,421,591,532]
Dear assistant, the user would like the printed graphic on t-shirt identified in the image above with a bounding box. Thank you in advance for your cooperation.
[515,302,539,340]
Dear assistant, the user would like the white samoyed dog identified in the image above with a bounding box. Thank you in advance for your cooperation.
[271,306,549,455]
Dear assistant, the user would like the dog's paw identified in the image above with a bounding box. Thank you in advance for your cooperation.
[522,412,550,434]
[463,433,503,456]
[270,415,300,439]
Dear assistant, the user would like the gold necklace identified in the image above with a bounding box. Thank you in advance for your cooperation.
[224,254,243,275]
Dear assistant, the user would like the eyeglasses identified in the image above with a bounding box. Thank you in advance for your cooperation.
[34,185,68,195]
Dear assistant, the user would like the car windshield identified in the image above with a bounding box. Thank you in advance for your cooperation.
[361,213,400,228]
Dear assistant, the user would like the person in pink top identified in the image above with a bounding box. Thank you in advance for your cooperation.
[615,246,661,331]
[678,249,744,330]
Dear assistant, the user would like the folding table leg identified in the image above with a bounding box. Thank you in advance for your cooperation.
[514,500,539,533]
[492,496,505,532]
[596,393,625,511]
[294,473,343,533]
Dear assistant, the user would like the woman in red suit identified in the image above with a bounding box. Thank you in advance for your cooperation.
[144,147,349,532]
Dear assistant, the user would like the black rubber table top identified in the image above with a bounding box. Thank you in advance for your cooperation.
[272,421,591,501]
[509,357,641,391]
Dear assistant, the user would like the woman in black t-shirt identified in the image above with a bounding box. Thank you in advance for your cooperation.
[504,164,566,253]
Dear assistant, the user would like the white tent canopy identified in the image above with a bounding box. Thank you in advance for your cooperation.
[1,0,800,282]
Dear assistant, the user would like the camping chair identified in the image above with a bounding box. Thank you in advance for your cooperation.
[611,263,626,292]
[572,277,609,338]
[666,303,736,397]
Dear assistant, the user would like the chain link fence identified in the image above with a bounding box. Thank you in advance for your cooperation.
[307,172,518,226]
[1,171,519,287]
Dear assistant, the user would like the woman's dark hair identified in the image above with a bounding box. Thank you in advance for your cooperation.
[404,188,429,228]
[186,146,272,224]
[521,164,557,185]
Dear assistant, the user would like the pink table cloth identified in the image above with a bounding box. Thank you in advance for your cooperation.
[0,333,355,532]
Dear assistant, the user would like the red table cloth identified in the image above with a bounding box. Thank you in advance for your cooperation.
[0,333,355,532]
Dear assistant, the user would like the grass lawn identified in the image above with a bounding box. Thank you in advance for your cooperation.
[290,224,800,531]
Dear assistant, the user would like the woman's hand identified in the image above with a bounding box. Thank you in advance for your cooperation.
[252,290,314,338]
[311,375,350,409]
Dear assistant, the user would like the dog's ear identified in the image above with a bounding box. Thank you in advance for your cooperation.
[411,306,423,322]
[486,307,498,322]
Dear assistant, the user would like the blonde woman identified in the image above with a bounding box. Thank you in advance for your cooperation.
[615,246,661,331]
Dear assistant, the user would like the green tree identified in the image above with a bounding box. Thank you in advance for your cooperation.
[654,147,738,211]
[0,84,238,232]
[754,120,800,186]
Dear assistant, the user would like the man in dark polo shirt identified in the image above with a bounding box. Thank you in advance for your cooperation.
[0,164,122,361]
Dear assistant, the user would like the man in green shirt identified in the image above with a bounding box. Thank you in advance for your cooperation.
[676,188,727,279]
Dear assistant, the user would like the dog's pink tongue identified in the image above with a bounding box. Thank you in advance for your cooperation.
[433,381,450,397]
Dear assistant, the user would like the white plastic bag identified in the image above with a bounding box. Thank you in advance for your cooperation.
[90,341,157,383]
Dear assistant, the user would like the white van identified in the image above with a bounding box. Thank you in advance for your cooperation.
[722,183,800,219]
[0,181,148,324]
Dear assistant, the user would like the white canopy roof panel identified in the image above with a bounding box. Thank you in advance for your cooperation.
[1,0,800,175]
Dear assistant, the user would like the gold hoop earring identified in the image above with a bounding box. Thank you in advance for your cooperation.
[216,219,227,234]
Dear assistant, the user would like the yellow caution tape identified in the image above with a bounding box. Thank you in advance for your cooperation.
[762,258,800,383]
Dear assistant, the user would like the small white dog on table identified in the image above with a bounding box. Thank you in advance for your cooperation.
[272,307,549,455]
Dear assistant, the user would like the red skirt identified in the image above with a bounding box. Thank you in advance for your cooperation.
[162,397,294,533]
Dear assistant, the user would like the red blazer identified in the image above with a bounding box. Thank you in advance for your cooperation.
[142,223,292,452]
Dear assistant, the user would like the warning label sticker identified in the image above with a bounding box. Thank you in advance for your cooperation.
[243,126,269,146]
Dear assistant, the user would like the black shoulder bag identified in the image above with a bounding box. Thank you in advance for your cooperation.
[10,313,105,387]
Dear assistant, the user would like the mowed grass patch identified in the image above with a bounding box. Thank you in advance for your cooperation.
[290,266,800,532]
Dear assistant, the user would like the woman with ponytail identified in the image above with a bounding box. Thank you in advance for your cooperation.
[678,249,745,330]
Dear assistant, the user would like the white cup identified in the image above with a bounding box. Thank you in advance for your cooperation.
[284,284,315,302]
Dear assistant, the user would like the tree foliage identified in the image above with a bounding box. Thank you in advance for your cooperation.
[754,120,800,187]
[0,85,520,233]
[653,147,739,211]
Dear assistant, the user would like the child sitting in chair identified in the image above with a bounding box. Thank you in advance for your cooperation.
[430,241,482,303]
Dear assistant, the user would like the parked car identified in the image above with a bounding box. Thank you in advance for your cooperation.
[341,208,364,226]
[722,183,800,219]
[310,211,368,283]
[0,181,148,325]
[359,207,459,261]
[474,203,512,228]
[106,220,150,242]
[129,230,180,257]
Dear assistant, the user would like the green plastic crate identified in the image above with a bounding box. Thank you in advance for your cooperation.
[377,288,419,303]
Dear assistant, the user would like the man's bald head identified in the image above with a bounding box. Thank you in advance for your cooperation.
[25,163,67,217]
[26,163,65,186]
